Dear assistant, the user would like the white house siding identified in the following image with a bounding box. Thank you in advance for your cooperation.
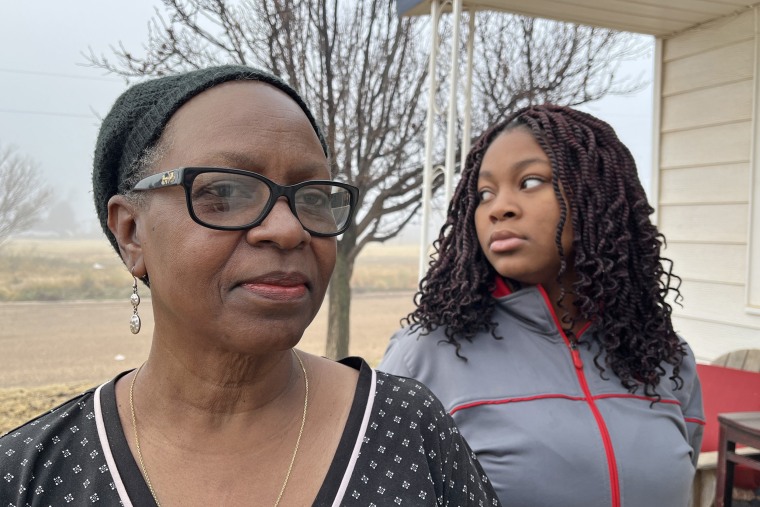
[658,8,760,362]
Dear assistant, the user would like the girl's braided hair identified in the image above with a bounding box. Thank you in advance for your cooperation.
[406,104,685,396]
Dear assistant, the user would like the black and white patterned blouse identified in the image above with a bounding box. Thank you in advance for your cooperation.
[0,357,500,506]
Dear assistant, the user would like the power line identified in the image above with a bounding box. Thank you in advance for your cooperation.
[0,67,122,83]
[0,108,94,119]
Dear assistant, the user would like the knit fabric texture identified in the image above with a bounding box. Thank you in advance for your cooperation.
[92,64,328,257]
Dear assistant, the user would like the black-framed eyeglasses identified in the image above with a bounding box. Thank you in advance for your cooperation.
[132,167,359,237]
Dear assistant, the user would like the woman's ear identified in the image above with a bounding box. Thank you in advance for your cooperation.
[107,195,146,277]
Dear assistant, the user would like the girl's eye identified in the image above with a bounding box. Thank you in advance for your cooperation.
[520,176,545,190]
[478,189,495,202]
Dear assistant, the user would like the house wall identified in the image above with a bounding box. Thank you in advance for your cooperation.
[658,8,760,361]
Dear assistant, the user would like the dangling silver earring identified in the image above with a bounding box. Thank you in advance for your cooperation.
[130,269,141,334]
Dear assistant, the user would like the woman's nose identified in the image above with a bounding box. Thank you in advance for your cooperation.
[246,198,310,249]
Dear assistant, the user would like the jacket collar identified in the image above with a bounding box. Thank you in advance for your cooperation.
[491,277,592,341]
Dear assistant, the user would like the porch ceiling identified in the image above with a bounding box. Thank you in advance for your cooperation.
[396,0,757,37]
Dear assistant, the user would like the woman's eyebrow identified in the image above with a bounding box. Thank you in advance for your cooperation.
[201,150,329,176]
[195,150,264,169]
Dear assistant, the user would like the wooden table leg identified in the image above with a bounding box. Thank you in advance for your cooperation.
[716,424,737,507]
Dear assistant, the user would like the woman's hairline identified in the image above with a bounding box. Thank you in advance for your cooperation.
[121,123,177,207]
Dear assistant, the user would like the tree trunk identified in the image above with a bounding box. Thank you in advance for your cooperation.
[325,234,356,359]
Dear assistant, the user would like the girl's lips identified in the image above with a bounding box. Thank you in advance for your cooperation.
[490,237,526,253]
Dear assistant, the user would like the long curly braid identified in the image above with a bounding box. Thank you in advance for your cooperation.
[406,104,685,397]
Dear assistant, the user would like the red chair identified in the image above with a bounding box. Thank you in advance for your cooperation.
[695,363,760,505]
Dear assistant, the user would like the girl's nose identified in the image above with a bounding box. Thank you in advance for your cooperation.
[489,192,520,223]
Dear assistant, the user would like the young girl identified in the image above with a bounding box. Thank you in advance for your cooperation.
[379,105,704,507]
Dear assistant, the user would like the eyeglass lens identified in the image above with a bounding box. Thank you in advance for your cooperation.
[189,171,351,234]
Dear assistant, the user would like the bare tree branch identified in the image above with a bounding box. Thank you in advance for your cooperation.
[0,144,53,247]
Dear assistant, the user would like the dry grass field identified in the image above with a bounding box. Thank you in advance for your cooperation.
[0,239,420,435]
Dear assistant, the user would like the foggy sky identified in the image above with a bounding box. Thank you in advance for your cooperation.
[0,1,653,236]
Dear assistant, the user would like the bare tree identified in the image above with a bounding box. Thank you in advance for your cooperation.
[0,144,53,247]
[470,14,646,131]
[87,0,645,359]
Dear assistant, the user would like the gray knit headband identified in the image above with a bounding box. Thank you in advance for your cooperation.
[92,65,328,258]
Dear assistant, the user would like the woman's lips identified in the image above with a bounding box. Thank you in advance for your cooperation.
[239,272,309,301]
[240,282,307,300]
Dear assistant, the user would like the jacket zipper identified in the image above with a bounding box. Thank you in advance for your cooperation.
[535,285,621,507]
[568,341,621,507]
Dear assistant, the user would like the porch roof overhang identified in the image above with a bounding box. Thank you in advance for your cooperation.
[396,0,756,37]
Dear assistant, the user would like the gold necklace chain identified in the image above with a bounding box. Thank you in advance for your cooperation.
[129,350,309,507]
[129,363,160,505]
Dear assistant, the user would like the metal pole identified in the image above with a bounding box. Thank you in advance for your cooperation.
[419,0,441,281]
[444,0,463,203]
[460,10,475,172]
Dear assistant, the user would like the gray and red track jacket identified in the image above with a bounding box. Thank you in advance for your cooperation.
[378,281,704,507]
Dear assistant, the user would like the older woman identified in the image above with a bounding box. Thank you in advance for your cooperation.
[0,66,499,506]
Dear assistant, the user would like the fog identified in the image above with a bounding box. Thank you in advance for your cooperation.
[0,1,653,240]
